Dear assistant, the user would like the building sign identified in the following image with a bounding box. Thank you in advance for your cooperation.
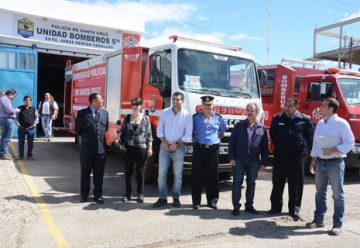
[122,33,140,48]
[15,16,123,50]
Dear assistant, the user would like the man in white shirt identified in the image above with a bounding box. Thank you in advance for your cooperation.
[306,98,354,236]
[38,92,59,141]
[153,91,193,208]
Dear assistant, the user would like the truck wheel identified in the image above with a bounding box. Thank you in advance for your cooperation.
[144,156,158,184]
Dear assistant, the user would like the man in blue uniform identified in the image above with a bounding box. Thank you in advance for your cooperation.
[191,95,227,210]
[268,98,314,221]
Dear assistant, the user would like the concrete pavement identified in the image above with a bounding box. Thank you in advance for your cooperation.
[1,136,360,248]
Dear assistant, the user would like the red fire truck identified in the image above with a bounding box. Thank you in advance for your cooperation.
[258,64,360,167]
[64,36,263,182]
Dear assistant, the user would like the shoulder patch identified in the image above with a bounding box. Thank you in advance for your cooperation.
[301,113,311,119]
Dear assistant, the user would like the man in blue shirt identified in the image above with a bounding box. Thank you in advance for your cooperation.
[192,95,227,210]
[0,89,17,160]
[153,92,193,208]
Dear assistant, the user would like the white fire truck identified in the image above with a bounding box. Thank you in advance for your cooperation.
[64,36,263,183]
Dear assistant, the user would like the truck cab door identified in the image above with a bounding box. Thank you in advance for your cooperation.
[149,49,172,109]
[300,81,334,124]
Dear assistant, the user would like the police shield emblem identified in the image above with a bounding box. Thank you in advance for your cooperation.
[18,18,34,38]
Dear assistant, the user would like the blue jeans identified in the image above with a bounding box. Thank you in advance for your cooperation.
[157,144,185,200]
[41,115,53,138]
[0,117,15,157]
[18,127,35,157]
[232,159,260,208]
[314,159,345,228]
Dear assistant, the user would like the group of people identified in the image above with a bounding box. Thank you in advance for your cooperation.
[0,89,59,161]
[77,91,354,237]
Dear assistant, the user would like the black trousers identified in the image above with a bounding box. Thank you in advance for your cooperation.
[191,144,219,205]
[80,152,106,199]
[270,151,306,214]
[124,146,147,195]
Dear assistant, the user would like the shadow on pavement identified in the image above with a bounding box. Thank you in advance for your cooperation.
[229,220,328,239]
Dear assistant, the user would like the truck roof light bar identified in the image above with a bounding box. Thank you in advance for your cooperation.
[326,67,360,77]
[169,35,241,51]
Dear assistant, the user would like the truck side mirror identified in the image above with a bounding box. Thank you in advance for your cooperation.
[259,70,268,87]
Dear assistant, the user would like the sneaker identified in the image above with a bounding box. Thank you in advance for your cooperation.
[152,198,167,208]
[305,220,325,229]
[172,198,181,208]
[328,227,342,236]
[245,206,260,214]
[232,208,240,216]
[137,194,144,203]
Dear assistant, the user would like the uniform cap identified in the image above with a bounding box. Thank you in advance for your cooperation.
[201,95,214,104]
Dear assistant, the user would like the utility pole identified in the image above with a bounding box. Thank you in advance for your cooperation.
[266,0,271,65]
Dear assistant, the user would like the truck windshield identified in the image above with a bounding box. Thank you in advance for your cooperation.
[339,78,360,105]
[177,49,259,99]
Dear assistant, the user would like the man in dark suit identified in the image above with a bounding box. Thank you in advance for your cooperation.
[75,93,109,204]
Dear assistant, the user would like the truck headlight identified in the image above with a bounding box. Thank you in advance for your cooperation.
[185,144,193,154]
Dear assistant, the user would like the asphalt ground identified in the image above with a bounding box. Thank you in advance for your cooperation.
[1,135,360,248]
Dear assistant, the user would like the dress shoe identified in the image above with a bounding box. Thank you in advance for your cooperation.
[289,212,301,221]
[232,208,240,216]
[328,227,342,236]
[27,156,35,160]
[172,198,181,208]
[95,196,104,204]
[305,220,325,229]
[15,156,24,160]
[124,194,131,202]
[1,155,12,160]
[207,201,218,210]
[192,204,200,210]
[137,194,144,203]
[80,196,88,203]
[267,209,281,215]
[245,206,260,214]
[152,198,168,208]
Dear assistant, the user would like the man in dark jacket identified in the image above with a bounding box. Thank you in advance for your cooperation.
[268,98,314,221]
[16,95,39,160]
[75,93,109,204]
[228,102,269,216]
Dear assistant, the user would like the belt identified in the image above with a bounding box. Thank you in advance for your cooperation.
[317,158,343,162]
[194,142,219,148]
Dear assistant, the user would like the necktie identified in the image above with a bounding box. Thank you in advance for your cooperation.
[95,110,99,121]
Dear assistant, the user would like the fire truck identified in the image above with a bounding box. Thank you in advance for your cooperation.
[257,63,360,168]
[63,36,263,182]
